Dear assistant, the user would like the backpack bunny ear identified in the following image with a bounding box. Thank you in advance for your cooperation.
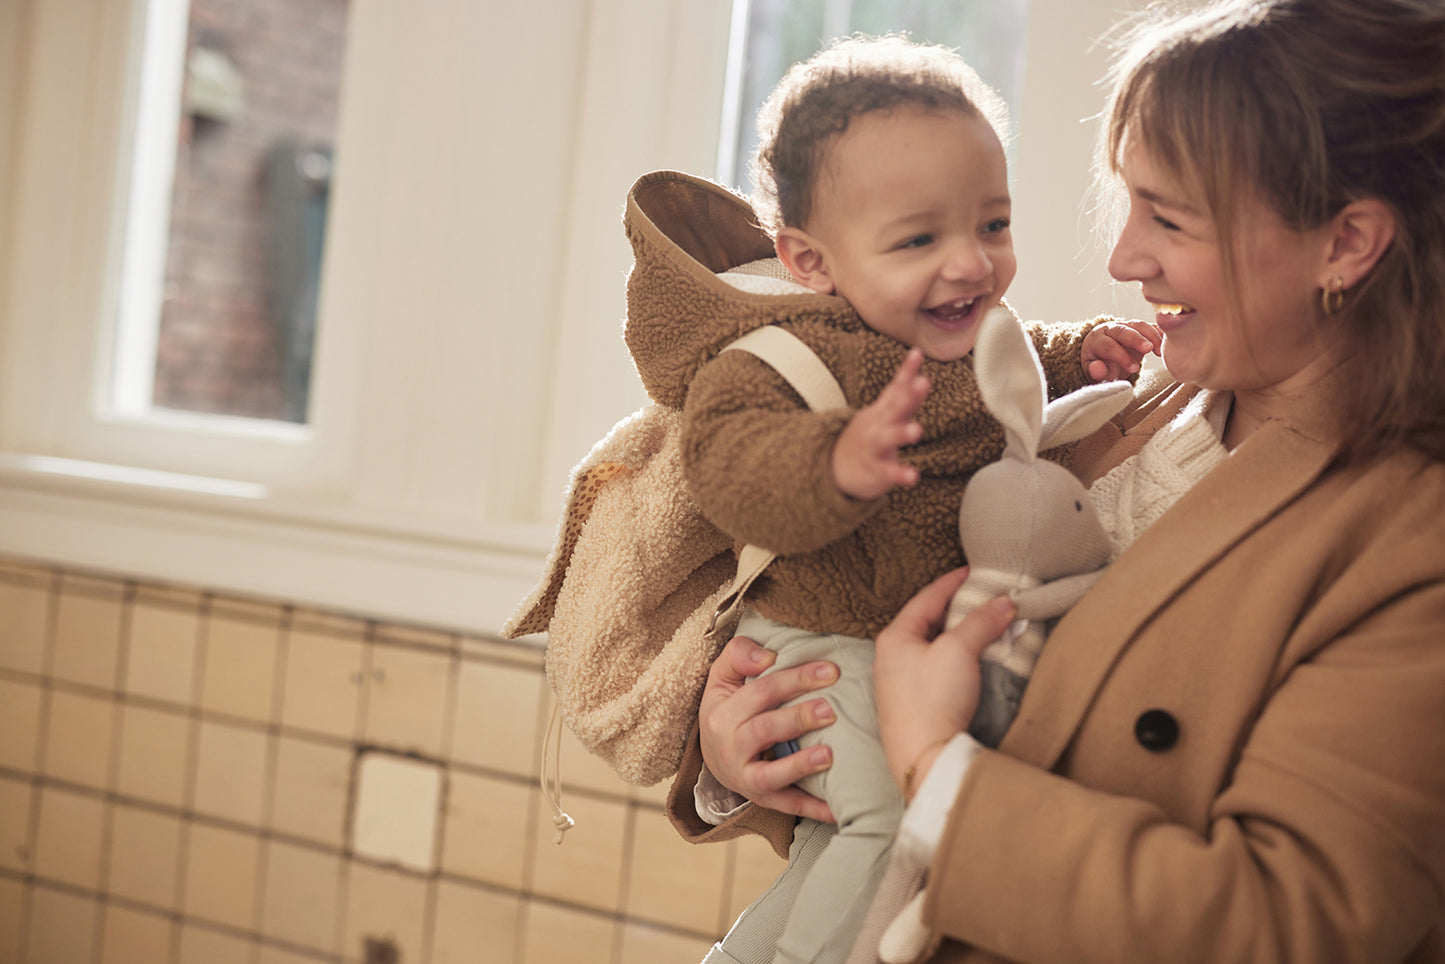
[1039,379,1134,451]
[972,307,1045,460]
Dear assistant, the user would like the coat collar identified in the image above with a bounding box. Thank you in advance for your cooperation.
[999,391,1342,770]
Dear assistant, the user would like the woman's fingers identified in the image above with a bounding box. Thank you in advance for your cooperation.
[705,648,838,732]
[705,635,775,695]
[880,566,972,645]
[697,634,841,819]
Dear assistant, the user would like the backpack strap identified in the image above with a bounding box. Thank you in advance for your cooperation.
[706,326,847,636]
[722,325,847,411]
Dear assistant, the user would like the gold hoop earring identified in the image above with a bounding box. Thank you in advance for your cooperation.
[1321,276,1346,315]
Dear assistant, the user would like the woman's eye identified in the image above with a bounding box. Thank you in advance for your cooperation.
[1153,214,1181,231]
[983,218,1011,234]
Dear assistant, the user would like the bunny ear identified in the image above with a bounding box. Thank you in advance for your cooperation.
[972,307,1045,460]
[1039,379,1134,451]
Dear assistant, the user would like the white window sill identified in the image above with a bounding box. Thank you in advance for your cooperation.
[0,453,552,641]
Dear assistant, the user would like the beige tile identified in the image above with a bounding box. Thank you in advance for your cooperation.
[0,678,43,772]
[0,775,34,873]
[101,902,175,964]
[0,579,51,676]
[256,945,327,964]
[555,716,637,798]
[52,586,124,690]
[0,559,53,583]
[619,922,716,964]
[351,753,441,873]
[375,622,455,651]
[633,776,673,806]
[106,802,182,909]
[259,839,341,954]
[176,923,255,964]
[193,719,270,827]
[726,834,787,931]
[61,572,127,596]
[290,608,366,639]
[184,822,260,931]
[528,792,627,913]
[429,878,522,964]
[33,785,106,889]
[626,805,729,933]
[440,771,532,889]
[269,735,351,848]
[279,629,364,739]
[520,900,617,964]
[200,613,282,723]
[115,703,194,809]
[341,863,427,963]
[209,593,284,625]
[25,884,99,964]
[0,875,23,963]
[449,659,545,777]
[133,583,204,610]
[363,644,451,756]
[124,601,201,706]
[41,687,115,789]
[458,636,543,668]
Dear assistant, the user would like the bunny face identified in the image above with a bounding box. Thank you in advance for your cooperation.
[958,458,1113,585]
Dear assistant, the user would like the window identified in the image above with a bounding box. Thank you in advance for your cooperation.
[717,0,1030,192]
[0,0,1150,637]
[113,0,347,425]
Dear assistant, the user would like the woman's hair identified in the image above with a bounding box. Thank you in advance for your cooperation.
[751,35,1010,237]
[1097,0,1445,462]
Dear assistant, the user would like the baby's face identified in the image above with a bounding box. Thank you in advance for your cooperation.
[797,106,1015,362]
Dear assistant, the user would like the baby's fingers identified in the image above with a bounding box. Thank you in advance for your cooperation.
[875,349,930,421]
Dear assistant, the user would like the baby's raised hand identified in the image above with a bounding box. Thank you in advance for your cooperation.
[1081,320,1162,382]
[831,349,929,500]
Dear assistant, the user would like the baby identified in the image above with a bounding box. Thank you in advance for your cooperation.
[623,36,1157,964]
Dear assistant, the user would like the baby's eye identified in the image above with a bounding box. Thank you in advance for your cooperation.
[983,218,1011,234]
[898,234,934,249]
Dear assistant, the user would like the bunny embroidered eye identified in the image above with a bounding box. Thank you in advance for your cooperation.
[1075,500,1083,512]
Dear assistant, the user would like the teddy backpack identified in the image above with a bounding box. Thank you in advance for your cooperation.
[504,323,845,816]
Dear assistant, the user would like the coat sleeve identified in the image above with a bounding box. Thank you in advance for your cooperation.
[922,534,1445,963]
[664,719,798,860]
[681,348,882,555]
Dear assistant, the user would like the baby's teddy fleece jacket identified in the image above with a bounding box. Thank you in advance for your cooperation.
[623,170,1102,638]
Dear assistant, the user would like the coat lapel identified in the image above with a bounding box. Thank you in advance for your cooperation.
[999,414,1341,771]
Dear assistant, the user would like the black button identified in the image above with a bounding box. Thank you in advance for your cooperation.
[1135,709,1180,752]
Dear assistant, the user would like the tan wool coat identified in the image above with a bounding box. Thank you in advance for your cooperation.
[667,372,1445,963]
[625,169,1100,639]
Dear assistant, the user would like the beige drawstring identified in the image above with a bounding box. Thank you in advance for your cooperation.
[540,702,575,844]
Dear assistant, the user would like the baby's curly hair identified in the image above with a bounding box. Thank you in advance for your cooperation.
[750,35,1011,236]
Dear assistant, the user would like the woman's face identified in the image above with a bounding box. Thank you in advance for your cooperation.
[1106,139,1340,395]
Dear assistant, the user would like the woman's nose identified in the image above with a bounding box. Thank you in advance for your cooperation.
[1107,217,1152,283]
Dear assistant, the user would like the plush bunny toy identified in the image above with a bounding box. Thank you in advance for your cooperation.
[946,308,1135,747]
[871,308,1134,964]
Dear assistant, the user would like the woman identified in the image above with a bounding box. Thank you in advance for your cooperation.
[669,0,1445,960]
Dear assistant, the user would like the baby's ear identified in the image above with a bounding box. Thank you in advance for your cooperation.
[775,228,836,294]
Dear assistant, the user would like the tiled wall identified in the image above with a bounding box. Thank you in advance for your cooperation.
[0,558,785,963]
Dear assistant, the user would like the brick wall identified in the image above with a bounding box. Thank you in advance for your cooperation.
[153,0,347,421]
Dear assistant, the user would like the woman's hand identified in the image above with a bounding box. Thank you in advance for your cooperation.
[698,635,840,822]
[875,567,1017,797]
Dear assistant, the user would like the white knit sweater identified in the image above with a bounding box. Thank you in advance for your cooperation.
[1089,388,1230,559]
